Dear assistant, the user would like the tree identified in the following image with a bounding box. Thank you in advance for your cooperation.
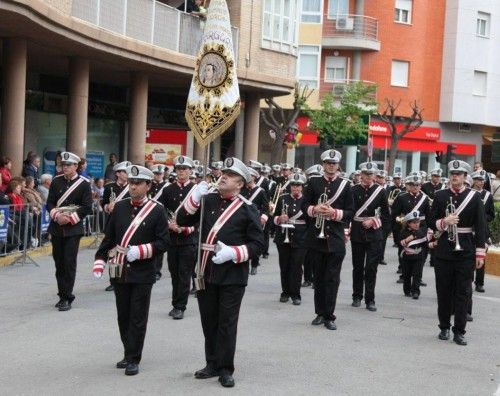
[305,81,377,148]
[377,99,423,174]
[260,83,313,164]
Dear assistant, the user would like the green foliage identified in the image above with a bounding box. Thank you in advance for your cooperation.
[305,81,377,146]
[491,202,500,244]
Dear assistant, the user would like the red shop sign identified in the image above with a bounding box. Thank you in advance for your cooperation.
[369,121,440,141]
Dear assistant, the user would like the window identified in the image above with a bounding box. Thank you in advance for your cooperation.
[262,0,299,54]
[325,56,347,82]
[298,45,320,88]
[391,60,409,87]
[301,0,322,23]
[473,71,487,96]
[394,0,412,24]
[476,12,490,37]
[328,0,349,18]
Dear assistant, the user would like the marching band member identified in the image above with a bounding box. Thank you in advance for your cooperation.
[47,151,93,311]
[429,160,486,346]
[270,164,283,183]
[399,211,429,299]
[350,162,390,311]
[243,167,269,275]
[211,161,223,182]
[273,173,308,305]
[422,168,443,199]
[150,164,169,280]
[92,165,169,375]
[374,170,391,265]
[470,170,495,293]
[177,157,264,388]
[303,149,353,330]
[248,160,270,192]
[158,155,197,320]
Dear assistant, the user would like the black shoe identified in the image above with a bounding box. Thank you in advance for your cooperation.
[262,254,269,259]
[279,295,289,303]
[324,320,337,330]
[404,293,411,297]
[351,299,361,308]
[116,358,128,369]
[475,285,485,293]
[250,267,257,275]
[420,281,427,287]
[292,298,301,306]
[396,269,402,274]
[379,260,387,265]
[172,309,184,320]
[194,366,219,379]
[168,308,176,317]
[58,300,71,312]
[105,285,114,292]
[155,273,161,281]
[301,281,311,287]
[125,362,139,376]
[392,243,398,248]
[366,302,377,312]
[466,314,473,322]
[311,315,324,326]
[438,329,450,340]
[54,299,64,308]
[453,333,467,346]
[412,293,419,300]
[396,278,404,284]
[219,374,235,388]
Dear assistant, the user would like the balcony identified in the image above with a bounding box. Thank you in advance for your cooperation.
[71,0,239,59]
[320,79,377,101]
[322,15,380,51]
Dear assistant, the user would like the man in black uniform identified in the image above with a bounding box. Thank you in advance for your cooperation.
[101,160,131,291]
[422,168,443,199]
[47,151,93,311]
[158,155,197,320]
[273,173,308,305]
[429,160,486,346]
[92,165,169,375]
[211,161,223,182]
[244,167,269,275]
[177,157,264,388]
[302,149,353,331]
[249,160,271,259]
[270,164,282,183]
[471,170,495,293]
[150,164,169,280]
[350,162,390,312]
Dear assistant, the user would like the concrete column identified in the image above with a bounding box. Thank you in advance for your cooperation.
[243,94,260,162]
[193,140,204,161]
[234,110,244,159]
[0,38,27,176]
[345,145,357,174]
[352,51,361,80]
[66,58,89,158]
[411,151,421,172]
[286,147,295,166]
[127,73,148,165]
[355,0,365,14]
[212,137,221,160]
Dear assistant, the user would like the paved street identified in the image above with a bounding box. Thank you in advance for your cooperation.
[1,242,500,396]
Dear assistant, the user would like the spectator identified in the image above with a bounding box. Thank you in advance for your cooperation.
[0,157,12,192]
[6,179,24,212]
[78,158,90,178]
[37,174,53,203]
[104,153,118,182]
[492,170,500,203]
[54,151,63,176]
[192,0,207,18]
[22,176,43,215]
[92,177,105,200]
[22,154,41,188]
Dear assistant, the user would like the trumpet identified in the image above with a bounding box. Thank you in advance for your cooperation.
[269,183,283,215]
[109,187,116,203]
[396,213,406,224]
[388,188,400,206]
[445,197,462,251]
[167,209,176,223]
[315,187,328,239]
[280,203,295,243]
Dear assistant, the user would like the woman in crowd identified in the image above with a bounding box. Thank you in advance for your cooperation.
[0,157,12,193]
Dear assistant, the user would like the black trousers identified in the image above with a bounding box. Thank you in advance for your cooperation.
[197,283,245,375]
[312,250,345,321]
[114,282,153,364]
[303,249,314,283]
[434,257,474,335]
[262,223,270,255]
[277,244,305,299]
[401,256,422,295]
[52,235,81,302]
[351,241,380,303]
[379,230,390,262]
[474,265,485,286]
[154,253,164,276]
[167,245,196,311]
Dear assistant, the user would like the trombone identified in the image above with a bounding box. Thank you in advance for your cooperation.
[445,197,462,251]
[315,187,328,239]
[269,183,283,215]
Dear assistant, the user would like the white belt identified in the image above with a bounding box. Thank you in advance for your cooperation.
[456,227,473,233]
[288,220,306,225]
[353,217,371,222]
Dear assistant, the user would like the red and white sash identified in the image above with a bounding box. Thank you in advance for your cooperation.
[325,179,349,206]
[153,183,169,201]
[354,185,383,220]
[57,177,85,207]
[174,183,196,217]
[248,187,263,202]
[409,193,427,214]
[115,185,130,202]
[482,191,491,205]
[454,189,476,217]
[199,197,245,275]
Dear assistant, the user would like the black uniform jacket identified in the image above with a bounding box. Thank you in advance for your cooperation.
[95,198,170,284]
[421,182,442,201]
[302,175,353,254]
[391,191,430,243]
[350,183,390,243]
[177,192,265,286]
[399,227,428,260]
[273,193,307,247]
[101,182,129,210]
[243,185,269,222]
[429,187,486,260]
[149,181,167,199]
[47,174,93,237]
[158,180,197,246]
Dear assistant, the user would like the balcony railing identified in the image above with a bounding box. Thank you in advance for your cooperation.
[322,14,379,51]
[70,0,239,59]
[320,79,377,100]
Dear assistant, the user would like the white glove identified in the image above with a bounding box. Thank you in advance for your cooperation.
[191,181,210,204]
[126,245,140,262]
[92,261,105,279]
[93,270,102,279]
[212,241,237,265]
